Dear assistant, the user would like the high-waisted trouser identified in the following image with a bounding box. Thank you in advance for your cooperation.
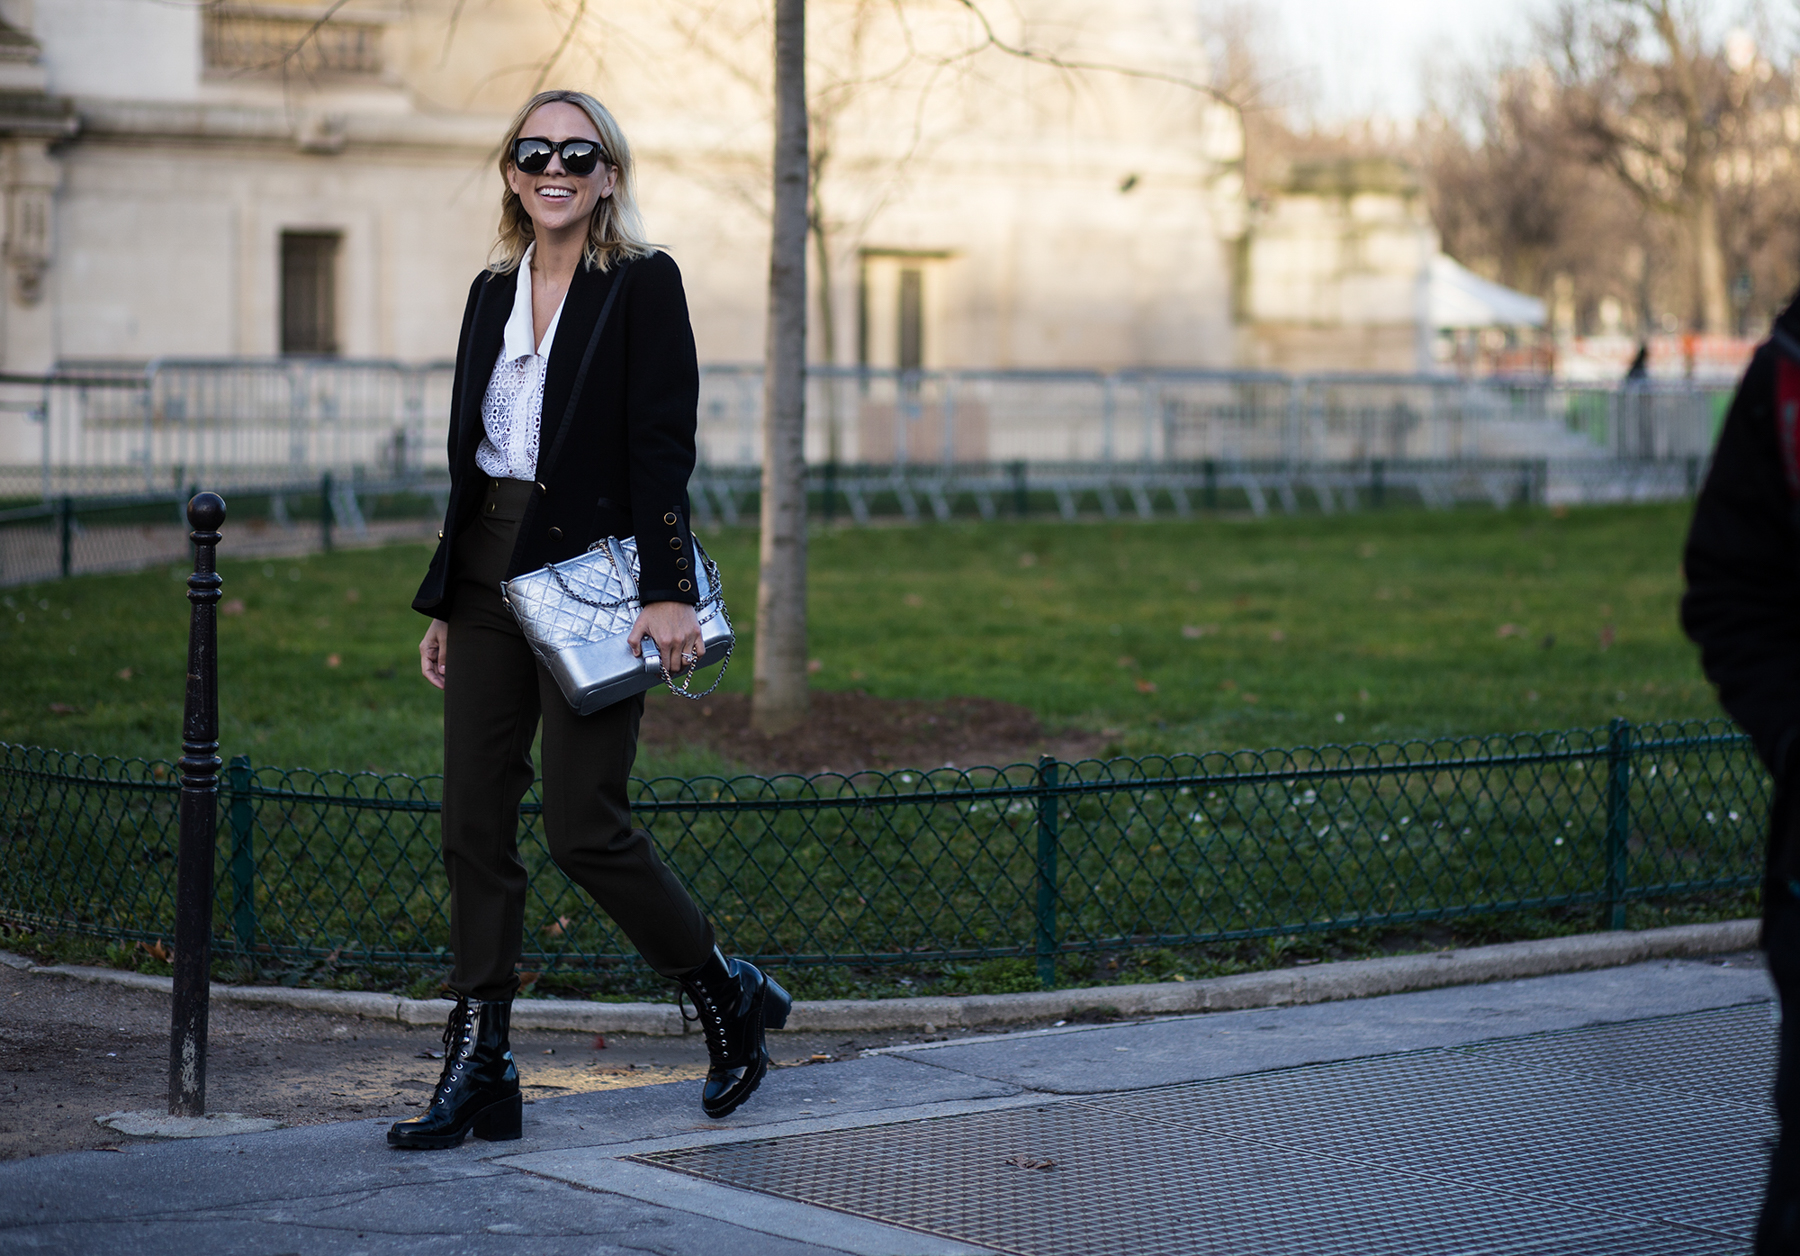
[441,476,715,1001]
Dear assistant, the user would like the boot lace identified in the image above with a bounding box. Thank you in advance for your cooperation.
[431,996,476,1102]
[678,985,731,1067]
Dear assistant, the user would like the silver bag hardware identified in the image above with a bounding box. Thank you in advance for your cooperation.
[502,536,732,715]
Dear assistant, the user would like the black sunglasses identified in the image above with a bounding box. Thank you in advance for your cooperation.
[512,136,608,177]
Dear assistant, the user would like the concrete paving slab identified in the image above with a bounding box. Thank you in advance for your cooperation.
[877,957,1774,1093]
[495,1053,1023,1157]
[1,1169,856,1256]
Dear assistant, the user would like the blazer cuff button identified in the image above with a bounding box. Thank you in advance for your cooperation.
[675,557,688,570]
[678,579,692,592]
[663,512,677,525]
[669,537,682,550]
[548,526,563,540]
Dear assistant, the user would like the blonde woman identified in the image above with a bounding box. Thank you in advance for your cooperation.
[390,89,788,1150]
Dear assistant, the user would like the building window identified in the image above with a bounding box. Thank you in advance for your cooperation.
[858,249,951,370]
[898,268,924,372]
[281,232,340,356]
[205,10,384,77]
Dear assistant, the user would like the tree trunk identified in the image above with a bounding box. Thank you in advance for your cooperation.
[752,0,809,734]
[1691,191,1730,335]
[812,208,841,464]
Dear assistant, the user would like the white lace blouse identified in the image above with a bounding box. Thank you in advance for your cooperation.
[475,243,567,481]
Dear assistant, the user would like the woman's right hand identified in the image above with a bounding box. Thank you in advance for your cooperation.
[420,618,449,690]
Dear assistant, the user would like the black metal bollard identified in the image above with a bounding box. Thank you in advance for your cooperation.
[169,492,225,1117]
[57,495,72,579]
[319,471,334,553]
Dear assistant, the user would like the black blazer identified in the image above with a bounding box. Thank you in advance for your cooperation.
[412,250,701,619]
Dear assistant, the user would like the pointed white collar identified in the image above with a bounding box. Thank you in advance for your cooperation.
[502,243,566,361]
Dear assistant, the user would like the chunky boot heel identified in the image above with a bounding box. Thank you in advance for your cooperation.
[680,948,781,1119]
[387,997,522,1150]
[763,975,793,1030]
[473,1093,523,1142]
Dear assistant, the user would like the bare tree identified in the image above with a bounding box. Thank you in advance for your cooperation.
[1421,59,1649,327]
[1420,2,1800,338]
[1550,1,1744,333]
[552,0,1241,732]
[755,0,810,732]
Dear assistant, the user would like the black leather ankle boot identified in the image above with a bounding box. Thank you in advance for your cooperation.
[387,996,522,1150]
[678,947,792,1119]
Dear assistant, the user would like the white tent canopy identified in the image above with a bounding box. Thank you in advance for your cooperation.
[1430,254,1546,329]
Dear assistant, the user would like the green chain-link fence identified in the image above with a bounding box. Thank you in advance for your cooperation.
[0,718,1765,980]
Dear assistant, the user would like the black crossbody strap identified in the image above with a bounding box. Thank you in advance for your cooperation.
[535,258,634,482]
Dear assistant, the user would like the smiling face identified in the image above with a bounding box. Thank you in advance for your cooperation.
[504,101,619,247]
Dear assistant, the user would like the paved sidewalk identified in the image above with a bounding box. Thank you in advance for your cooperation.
[0,956,1776,1255]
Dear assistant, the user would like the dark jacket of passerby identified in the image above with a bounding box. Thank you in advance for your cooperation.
[1683,293,1800,1251]
[1681,296,1800,923]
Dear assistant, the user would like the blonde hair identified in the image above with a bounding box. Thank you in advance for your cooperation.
[489,90,654,274]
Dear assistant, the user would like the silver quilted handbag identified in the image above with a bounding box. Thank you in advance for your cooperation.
[501,535,733,715]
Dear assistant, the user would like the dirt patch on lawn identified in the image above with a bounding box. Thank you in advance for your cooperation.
[640,690,1108,776]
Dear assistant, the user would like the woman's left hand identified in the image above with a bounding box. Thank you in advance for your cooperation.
[629,601,705,673]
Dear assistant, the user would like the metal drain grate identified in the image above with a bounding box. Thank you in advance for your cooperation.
[638,1005,1772,1256]
[1456,1001,1775,1112]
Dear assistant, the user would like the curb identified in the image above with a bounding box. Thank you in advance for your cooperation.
[0,918,1760,1036]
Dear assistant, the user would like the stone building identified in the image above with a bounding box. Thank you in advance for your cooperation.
[0,0,1248,380]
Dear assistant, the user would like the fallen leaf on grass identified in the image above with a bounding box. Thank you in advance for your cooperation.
[1134,678,1158,694]
[138,940,171,963]
[1116,656,1135,669]
[325,654,341,668]
[541,915,574,938]
[115,668,132,681]
[1496,623,1519,638]
[1268,629,1286,642]
[1001,1155,1057,1170]
[807,659,824,673]
[221,599,246,616]
[48,703,76,715]
[1598,625,1616,650]
[902,593,924,608]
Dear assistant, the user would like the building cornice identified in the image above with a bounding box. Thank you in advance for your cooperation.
[70,98,501,154]
[0,91,79,141]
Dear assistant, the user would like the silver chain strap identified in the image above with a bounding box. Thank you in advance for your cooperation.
[658,546,731,700]
[545,543,732,701]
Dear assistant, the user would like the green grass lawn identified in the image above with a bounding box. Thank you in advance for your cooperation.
[0,499,1757,999]
[0,501,1717,776]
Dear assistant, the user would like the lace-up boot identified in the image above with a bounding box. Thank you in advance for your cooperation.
[387,996,522,1149]
[678,948,792,1118]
